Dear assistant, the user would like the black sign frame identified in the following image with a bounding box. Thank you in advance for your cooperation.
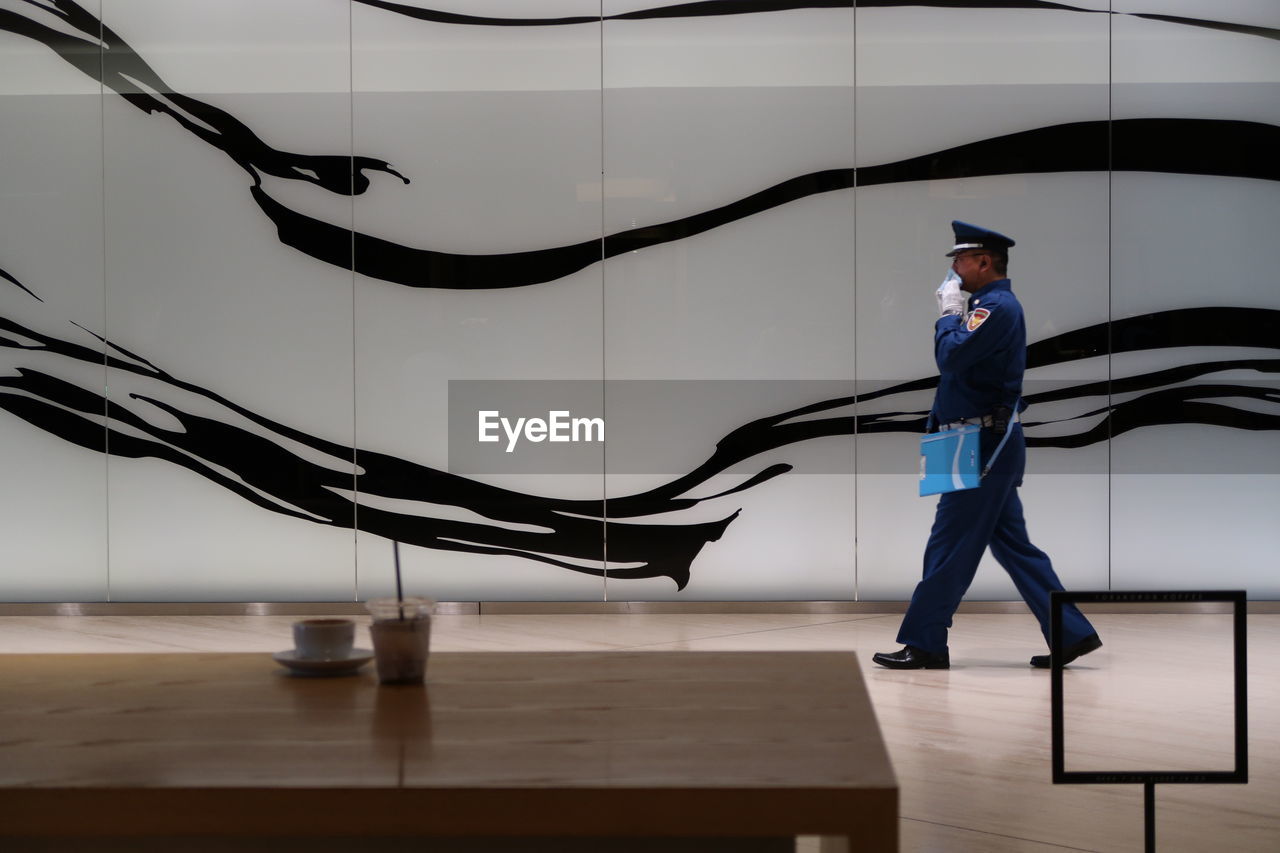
[1049,589,1248,785]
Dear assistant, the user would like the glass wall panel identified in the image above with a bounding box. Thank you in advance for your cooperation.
[101,0,357,600]
[0,0,108,600]
[855,3,1111,600]
[353,1,605,601]
[1109,2,1280,594]
[602,2,856,600]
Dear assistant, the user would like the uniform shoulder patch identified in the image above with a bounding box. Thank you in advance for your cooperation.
[966,307,992,332]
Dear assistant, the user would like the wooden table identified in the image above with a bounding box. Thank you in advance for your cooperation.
[0,651,897,851]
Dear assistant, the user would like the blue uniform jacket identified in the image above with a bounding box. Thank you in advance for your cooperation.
[929,278,1026,425]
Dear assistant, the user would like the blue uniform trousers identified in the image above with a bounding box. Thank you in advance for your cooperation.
[897,425,1095,655]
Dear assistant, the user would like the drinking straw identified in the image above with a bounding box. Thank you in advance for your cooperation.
[393,540,405,620]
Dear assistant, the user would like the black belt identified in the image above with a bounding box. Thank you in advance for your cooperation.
[939,410,1020,432]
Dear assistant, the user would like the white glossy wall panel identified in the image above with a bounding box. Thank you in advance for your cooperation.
[0,2,107,600]
[100,0,356,600]
[601,2,855,600]
[1109,2,1279,596]
[352,1,605,601]
[1108,168,1278,589]
[854,2,1111,602]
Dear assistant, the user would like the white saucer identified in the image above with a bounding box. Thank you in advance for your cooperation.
[272,648,374,677]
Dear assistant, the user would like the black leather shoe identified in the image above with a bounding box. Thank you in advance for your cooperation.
[872,645,950,670]
[1030,633,1102,669]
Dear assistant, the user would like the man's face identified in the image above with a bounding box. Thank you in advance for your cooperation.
[950,251,991,292]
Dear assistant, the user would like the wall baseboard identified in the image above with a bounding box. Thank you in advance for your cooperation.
[0,600,1274,616]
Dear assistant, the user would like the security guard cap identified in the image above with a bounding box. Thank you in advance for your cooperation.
[946,221,1015,257]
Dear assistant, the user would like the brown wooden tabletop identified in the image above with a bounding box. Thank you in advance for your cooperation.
[0,651,896,850]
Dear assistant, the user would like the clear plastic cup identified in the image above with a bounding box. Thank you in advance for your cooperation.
[366,597,433,685]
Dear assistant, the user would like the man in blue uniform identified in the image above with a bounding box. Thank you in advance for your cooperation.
[873,221,1102,670]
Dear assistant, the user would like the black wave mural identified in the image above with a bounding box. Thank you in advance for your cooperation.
[0,1,408,196]
[257,117,1279,290]
[3,2,1277,292]
[0,267,733,588]
[3,268,1277,588]
[353,0,1280,42]
[2,1,1277,594]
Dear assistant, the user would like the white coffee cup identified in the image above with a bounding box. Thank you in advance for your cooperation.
[292,618,355,660]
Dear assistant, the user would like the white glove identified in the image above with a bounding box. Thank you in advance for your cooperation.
[936,269,967,318]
